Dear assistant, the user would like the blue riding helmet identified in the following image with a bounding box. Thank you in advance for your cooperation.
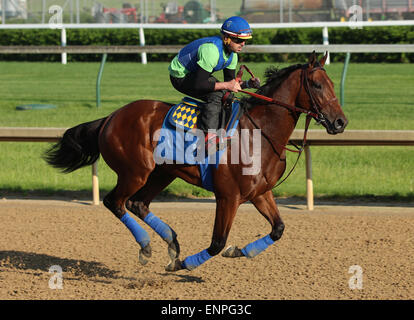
[221,16,252,39]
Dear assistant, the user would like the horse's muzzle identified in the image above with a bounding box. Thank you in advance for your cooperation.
[324,115,348,135]
[334,116,348,133]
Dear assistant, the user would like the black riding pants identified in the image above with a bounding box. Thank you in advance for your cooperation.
[170,74,226,133]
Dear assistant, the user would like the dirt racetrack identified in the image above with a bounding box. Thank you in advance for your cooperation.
[0,197,413,300]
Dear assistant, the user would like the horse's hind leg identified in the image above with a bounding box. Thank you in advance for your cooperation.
[222,190,284,259]
[125,167,181,271]
[103,173,154,266]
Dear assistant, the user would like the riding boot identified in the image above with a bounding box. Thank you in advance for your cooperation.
[197,90,226,133]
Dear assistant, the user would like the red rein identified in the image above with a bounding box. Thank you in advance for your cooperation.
[236,65,318,119]
[236,65,314,152]
[235,65,316,186]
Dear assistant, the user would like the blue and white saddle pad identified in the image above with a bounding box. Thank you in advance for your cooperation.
[154,97,241,192]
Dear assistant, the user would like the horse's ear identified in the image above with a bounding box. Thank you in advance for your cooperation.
[319,51,328,67]
[308,50,317,68]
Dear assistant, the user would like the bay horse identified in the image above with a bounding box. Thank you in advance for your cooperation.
[44,52,347,272]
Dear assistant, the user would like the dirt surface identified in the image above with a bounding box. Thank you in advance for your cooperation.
[0,197,413,300]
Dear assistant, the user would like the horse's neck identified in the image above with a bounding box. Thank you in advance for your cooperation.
[242,71,301,148]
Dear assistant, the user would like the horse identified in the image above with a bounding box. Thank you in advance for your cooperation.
[44,52,347,272]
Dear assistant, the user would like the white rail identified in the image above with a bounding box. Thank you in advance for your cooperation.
[1,20,414,29]
[2,20,413,65]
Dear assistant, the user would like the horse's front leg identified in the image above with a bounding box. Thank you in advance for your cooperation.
[222,190,284,259]
[168,198,239,271]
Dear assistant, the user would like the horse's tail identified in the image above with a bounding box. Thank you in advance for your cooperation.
[43,117,107,173]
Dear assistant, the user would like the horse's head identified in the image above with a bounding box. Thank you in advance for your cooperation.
[298,51,348,134]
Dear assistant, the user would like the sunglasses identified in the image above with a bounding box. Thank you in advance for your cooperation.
[230,37,248,44]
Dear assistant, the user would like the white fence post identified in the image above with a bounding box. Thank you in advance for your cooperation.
[61,27,67,65]
[92,160,99,205]
[322,26,330,65]
[304,145,314,211]
[139,26,147,65]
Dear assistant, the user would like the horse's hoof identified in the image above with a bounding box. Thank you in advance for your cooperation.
[165,258,183,272]
[138,244,152,266]
[222,245,244,258]
[167,238,181,260]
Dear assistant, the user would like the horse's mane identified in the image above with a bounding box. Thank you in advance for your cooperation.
[241,63,304,109]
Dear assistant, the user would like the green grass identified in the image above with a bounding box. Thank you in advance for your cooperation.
[0,61,413,201]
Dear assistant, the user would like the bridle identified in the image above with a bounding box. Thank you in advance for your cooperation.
[233,64,337,186]
[236,64,334,127]
[297,64,339,126]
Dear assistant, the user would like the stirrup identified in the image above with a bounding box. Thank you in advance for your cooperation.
[205,133,233,153]
[205,133,219,153]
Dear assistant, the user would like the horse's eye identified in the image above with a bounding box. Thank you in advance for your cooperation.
[312,82,322,90]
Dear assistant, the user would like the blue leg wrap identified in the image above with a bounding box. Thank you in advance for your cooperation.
[121,212,150,248]
[241,234,275,258]
[182,249,212,271]
[143,212,174,243]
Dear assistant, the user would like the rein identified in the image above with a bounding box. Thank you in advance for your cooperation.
[235,64,317,152]
[236,65,319,119]
[234,64,322,187]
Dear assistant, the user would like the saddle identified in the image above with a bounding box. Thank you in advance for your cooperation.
[168,95,238,132]
[157,96,242,192]
[168,97,201,131]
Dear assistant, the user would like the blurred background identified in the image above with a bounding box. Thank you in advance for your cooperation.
[1,0,414,24]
